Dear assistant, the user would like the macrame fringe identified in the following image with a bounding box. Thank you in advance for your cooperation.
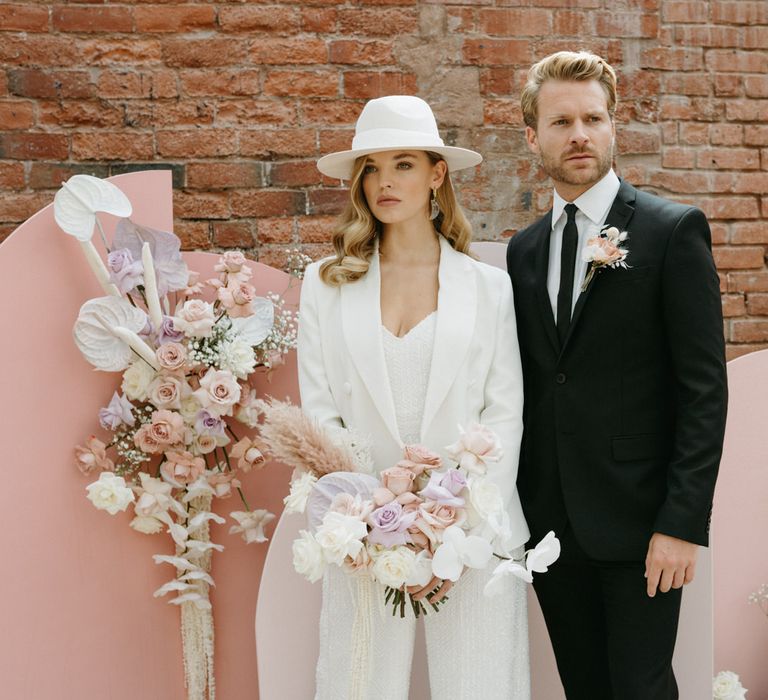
[348,576,373,700]
[180,494,216,700]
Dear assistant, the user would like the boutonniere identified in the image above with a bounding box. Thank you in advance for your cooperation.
[581,225,630,291]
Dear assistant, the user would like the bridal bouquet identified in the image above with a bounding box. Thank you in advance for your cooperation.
[57,174,301,700]
[258,400,559,618]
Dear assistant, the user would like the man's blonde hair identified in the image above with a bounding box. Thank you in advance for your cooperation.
[521,51,617,128]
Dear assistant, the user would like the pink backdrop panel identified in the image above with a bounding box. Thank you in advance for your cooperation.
[713,349,768,696]
[0,171,298,699]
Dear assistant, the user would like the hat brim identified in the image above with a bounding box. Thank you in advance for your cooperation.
[317,145,483,180]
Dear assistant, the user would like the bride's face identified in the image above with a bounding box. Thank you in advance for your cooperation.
[360,150,446,226]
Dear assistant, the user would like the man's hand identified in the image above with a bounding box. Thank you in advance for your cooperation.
[644,532,698,598]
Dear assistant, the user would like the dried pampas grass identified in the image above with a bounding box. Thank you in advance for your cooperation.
[258,399,356,477]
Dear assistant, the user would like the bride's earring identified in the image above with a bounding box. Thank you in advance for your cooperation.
[430,188,440,220]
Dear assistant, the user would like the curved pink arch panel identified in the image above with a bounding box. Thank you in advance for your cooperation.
[0,171,298,699]
[713,349,768,696]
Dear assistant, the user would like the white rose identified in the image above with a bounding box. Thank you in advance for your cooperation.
[713,671,747,700]
[292,530,326,583]
[218,338,256,379]
[179,395,202,423]
[405,550,433,588]
[468,477,505,522]
[314,511,367,566]
[86,472,135,515]
[283,472,318,514]
[130,515,164,534]
[371,546,417,589]
[121,359,157,401]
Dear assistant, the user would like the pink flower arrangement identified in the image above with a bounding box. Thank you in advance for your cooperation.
[581,225,630,291]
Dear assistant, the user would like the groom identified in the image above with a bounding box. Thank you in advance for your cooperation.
[506,51,727,699]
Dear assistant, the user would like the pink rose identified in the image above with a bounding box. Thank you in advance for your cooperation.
[148,410,186,445]
[215,251,248,274]
[330,493,374,520]
[193,368,241,417]
[156,342,187,372]
[74,436,113,474]
[416,501,466,543]
[404,444,442,470]
[218,281,256,318]
[446,423,503,476]
[207,470,241,498]
[230,437,266,472]
[174,299,215,338]
[381,466,416,496]
[343,545,372,575]
[161,450,205,486]
[148,376,185,410]
[134,425,162,454]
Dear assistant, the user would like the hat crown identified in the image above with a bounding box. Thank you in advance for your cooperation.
[352,96,445,151]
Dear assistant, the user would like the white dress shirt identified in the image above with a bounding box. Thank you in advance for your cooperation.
[547,169,621,320]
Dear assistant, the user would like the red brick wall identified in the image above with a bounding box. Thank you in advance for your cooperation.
[1,0,766,358]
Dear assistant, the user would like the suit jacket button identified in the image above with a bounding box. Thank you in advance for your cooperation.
[343,381,352,394]
[556,373,567,384]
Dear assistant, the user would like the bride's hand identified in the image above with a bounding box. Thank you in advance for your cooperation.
[406,576,455,604]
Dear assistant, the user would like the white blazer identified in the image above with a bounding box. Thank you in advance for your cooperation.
[297,235,530,550]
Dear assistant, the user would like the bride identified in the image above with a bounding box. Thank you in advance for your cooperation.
[297,95,531,699]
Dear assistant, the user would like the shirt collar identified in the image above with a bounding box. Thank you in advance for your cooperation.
[551,169,620,227]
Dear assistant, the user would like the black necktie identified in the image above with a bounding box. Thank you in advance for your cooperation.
[556,203,578,345]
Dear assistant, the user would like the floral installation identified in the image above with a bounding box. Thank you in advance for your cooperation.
[57,175,306,700]
[257,400,560,618]
[581,224,630,291]
[712,671,748,700]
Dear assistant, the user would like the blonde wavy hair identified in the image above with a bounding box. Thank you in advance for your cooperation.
[521,51,617,129]
[319,151,473,286]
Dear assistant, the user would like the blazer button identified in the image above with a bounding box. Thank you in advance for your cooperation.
[343,381,352,395]
[556,373,567,385]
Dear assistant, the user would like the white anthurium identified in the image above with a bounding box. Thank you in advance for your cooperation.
[526,531,561,573]
[53,174,132,242]
[230,296,274,346]
[73,296,154,371]
[431,525,493,582]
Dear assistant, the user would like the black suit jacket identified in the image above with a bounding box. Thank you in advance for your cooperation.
[506,179,728,561]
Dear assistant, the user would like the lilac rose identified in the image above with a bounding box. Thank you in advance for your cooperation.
[418,469,466,507]
[157,315,185,345]
[107,248,144,293]
[195,410,226,437]
[98,391,136,431]
[367,501,417,548]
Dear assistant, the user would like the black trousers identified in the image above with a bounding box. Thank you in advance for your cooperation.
[532,525,682,700]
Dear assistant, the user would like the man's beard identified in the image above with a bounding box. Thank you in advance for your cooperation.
[538,143,614,187]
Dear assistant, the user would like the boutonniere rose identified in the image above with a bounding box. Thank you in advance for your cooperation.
[581,225,630,291]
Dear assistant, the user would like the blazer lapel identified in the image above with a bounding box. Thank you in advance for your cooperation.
[562,179,637,351]
[531,212,559,354]
[420,236,476,438]
[340,246,402,446]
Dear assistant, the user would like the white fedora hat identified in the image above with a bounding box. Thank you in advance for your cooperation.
[317,95,482,179]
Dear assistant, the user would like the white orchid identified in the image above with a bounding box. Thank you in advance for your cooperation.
[229,509,275,544]
[431,525,493,582]
[484,531,561,597]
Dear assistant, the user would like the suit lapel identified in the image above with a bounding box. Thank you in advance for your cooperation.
[561,179,637,352]
[340,245,402,446]
[420,236,476,439]
[531,212,559,354]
